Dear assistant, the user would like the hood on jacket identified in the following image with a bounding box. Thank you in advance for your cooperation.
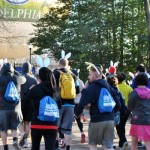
[22,62,32,74]
[93,79,109,89]
[1,63,14,75]
[135,87,150,99]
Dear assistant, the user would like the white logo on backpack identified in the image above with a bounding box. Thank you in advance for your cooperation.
[44,103,59,117]
[98,88,116,113]
[37,96,59,122]
[4,81,19,102]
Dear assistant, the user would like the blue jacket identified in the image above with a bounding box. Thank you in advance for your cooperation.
[75,79,121,122]
[131,73,150,89]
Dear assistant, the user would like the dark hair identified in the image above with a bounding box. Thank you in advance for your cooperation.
[39,67,56,89]
[135,64,145,72]
[107,76,117,87]
[95,64,103,70]
[135,73,148,86]
[117,72,126,83]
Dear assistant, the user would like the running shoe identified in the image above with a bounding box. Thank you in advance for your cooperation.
[80,133,85,143]
[23,139,30,148]
[19,133,27,147]
[59,139,66,148]
[13,140,21,150]
[118,142,128,150]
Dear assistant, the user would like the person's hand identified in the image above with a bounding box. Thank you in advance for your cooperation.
[87,103,91,107]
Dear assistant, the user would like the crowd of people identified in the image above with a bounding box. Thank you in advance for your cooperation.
[0,56,150,150]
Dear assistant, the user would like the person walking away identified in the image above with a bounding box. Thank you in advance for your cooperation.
[53,58,79,150]
[75,63,121,150]
[19,62,38,148]
[0,63,26,150]
[131,64,150,89]
[107,74,129,150]
[117,72,133,106]
[131,64,150,148]
[72,69,86,144]
[128,73,150,150]
[22,67,61,150]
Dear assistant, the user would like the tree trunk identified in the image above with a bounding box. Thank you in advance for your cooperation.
[144,0,150,71]
[119,0,125,71]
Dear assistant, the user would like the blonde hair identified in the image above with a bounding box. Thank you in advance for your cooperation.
[90,66,102,75]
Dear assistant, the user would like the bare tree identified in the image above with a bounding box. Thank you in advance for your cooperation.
[0,1,26,44]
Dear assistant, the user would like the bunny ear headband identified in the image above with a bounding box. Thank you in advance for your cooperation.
[128,72,135,79]
[74,68,80,73]
[61,50,71,59]
[108,60,119,74]
[36,55,50,68]
[85,62,100,75]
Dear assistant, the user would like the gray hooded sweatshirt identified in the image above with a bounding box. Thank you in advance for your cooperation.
[128,87,150,125]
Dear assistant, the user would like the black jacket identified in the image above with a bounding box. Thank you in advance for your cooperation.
[21,62,37,100]
[111,86,128,115]
[23,82,62,127]
[75,79,121,122]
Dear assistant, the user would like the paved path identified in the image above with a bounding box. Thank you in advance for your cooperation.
[0,110,146,150]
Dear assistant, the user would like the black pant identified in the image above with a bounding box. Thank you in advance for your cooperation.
[31,129,57,150]
[116,113,129,147]
[74,104,83,132]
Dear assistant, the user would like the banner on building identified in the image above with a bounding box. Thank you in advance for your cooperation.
[0,0,57,22]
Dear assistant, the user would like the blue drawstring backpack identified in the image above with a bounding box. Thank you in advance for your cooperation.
[37,96,59,122]
[98,88,116,113]
[4,81,19,102]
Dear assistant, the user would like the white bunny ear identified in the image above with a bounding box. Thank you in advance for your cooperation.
[105,68,108,73]
[127,80,132,85]
[61,50,65,58]
[110,60,113,66]
[0,59,3,69]
[128,72,135,79]
[65,52,71,59]
[114,61,119,67]
[77,69,80,73]
[44,57,50,67]
[36,55,43,67]
[4,58,8,63]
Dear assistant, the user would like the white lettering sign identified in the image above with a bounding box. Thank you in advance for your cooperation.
[0,8,41,21]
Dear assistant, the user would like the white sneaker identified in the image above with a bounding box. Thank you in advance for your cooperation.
[118,142,128,150]
[23,140,30,148]
[19,133,27,147]
[13,140,21,150]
